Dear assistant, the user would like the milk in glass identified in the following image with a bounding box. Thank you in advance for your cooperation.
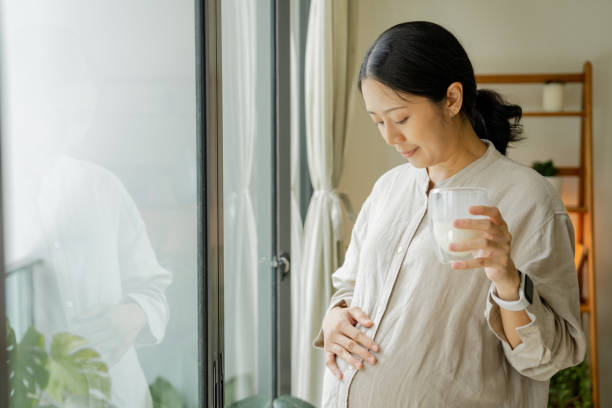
[433,221,481,259]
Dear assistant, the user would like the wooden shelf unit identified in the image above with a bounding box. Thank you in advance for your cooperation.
[476,62,598,407]
[522,111,585,117]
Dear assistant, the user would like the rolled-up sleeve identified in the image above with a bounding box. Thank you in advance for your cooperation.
[484,213,587,381]
[117,181,172,346]
[312,192,374,349]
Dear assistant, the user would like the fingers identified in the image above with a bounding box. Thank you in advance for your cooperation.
[335,332,377,365]
[328,342,364,370]
[323,307,379,380]
[449,237,508,255]
[347,306,375,328]
[468,205,506,226]
[451,255,510,271]
[453,210,512,244]
[344,324,379,353]
[453,217,502,234]
[325,351,343,380]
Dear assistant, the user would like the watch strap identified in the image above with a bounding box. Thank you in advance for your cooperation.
[490,271,532,311]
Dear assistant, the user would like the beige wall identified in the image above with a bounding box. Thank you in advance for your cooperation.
[339,0,612,404]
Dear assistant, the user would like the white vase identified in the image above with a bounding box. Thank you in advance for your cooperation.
[545,176,562,193]
[542,82,565,112]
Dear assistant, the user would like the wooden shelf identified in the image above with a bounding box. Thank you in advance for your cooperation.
[523,111,585,117]
[558,167,581,176]
[478,63,599,406]
[476,73,584,84]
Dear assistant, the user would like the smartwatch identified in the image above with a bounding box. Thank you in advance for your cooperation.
[490,270,534,311]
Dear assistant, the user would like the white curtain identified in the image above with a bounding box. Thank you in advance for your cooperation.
[294,0,349,404]
[222,0,258,402]
[290,0,305,397]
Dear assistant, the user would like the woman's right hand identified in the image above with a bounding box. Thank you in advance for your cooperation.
[322,305,380,380]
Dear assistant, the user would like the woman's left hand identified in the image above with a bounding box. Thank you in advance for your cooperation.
[449,205,520,293]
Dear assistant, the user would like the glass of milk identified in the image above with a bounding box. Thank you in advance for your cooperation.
[429,187,490,264]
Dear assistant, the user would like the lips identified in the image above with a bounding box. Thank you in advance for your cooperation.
[401,147,419,158]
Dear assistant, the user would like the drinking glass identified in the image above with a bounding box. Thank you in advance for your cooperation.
[429,187,490,264]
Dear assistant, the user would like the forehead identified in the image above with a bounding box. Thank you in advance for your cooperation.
[361,78,424,114]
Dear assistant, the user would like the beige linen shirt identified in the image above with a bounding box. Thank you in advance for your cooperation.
[313,140,586,407]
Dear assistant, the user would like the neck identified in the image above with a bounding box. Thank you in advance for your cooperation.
[427,120,487,185]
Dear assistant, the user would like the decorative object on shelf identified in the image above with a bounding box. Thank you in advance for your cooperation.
[533,160,562,192]
[543,80,565,112]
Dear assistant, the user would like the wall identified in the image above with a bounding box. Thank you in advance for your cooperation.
[339,0,612,405]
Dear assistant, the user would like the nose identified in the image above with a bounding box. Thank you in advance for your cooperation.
[381,124,405,146]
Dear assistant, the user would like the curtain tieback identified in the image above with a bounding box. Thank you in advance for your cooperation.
[314,188,355,242]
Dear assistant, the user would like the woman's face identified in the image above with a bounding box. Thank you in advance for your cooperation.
[361,78,457,169]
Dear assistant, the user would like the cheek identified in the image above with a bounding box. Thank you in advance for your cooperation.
[412,132,447,166]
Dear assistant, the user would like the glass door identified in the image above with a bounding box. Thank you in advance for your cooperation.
[218,0,313,406]
[0,1,203,407]
[220,0,277,405]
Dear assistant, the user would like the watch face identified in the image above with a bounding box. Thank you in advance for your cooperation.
[524,273,534,304]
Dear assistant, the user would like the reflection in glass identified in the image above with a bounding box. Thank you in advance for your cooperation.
[1,1,199,407]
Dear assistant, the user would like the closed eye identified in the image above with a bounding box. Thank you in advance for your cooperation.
[395,117,409,125]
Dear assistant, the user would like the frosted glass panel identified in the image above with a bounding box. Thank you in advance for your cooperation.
[0,1,200,407]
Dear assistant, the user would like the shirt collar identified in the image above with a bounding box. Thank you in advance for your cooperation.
[418,139,500,191]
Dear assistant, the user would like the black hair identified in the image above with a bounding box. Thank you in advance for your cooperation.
[358,21,523,155]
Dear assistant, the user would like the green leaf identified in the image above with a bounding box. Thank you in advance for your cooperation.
[229,395,272,408]
[7,324,49,408]
[150,376,186,408]
[61,394,118,408]
[273,395,316,408]
[548,360,592,408]
[532,160,560,177]
[45,332,112,405]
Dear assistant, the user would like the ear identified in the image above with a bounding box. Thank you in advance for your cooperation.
[445,82,463,118]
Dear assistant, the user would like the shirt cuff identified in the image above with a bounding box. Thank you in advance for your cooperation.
[485,278,542,354]
[312,298,350,349]
[127,292,169,345]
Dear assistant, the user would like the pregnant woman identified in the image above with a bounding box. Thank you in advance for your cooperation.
[314,21,586,407]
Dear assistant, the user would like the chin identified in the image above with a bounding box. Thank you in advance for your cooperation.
[406,157,427,168]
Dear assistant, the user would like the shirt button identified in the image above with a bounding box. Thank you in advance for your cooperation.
[396,246,403,254]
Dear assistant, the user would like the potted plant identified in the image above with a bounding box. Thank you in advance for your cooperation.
[533,160,562,193]
[6,319,115,407]
[548,360,593,407]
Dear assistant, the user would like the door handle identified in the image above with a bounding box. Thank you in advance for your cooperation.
[272,252,291,280]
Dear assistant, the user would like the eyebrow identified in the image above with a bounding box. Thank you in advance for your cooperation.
[366,106,407,115]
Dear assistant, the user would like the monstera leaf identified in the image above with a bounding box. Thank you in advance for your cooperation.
[150,376,186,408]
[273,395,315,408]
[230,395,272,408]
[229,395,315,408]
[6,323,49,408]
[45,332,112,405]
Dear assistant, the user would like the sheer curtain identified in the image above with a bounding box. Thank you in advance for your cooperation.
[222,0,259,401]
[294,0,349,404]
[290,0,306,398]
